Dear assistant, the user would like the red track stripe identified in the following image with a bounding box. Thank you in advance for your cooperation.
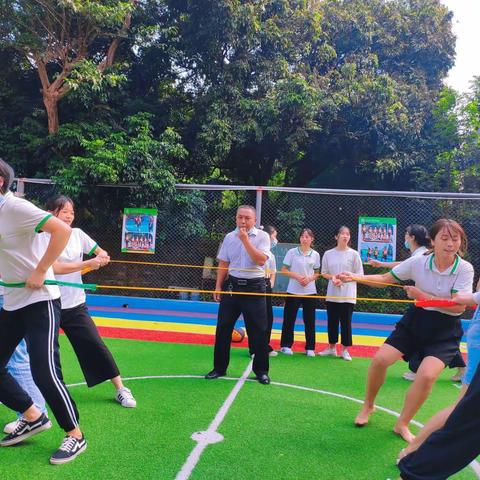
[90,326,381,359]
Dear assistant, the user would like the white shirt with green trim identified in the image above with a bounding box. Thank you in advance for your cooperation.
[217,226,270,279]
[283,247,321,295]
[37,228,97,309]
[0,192,60,310]
[391,253,474,316]
[322,247,364,304]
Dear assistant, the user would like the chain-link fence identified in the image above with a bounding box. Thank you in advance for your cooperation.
[16,180,480,316]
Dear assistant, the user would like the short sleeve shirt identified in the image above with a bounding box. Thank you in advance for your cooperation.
[322,247,364,304]
[391,254,474,316]
[37,228,97,309]
[0,192,60,310]
[283,247,321,295]
[217,227,270,279]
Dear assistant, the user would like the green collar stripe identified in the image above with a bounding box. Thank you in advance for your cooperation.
[297,247,313,257]
[390,270,403,283]
[0,279,97,291]
[451,255,460,274]
[429,253,460,275]
[34,214,53,233]
[88,244,98,256]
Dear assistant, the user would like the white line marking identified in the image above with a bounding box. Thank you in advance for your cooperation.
[65,375,480,478]
[175,363,253,480]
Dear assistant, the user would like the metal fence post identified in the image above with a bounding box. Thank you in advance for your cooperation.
[15,178,25,197]
[256,187,263,227]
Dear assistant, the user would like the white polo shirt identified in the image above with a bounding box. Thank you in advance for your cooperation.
[0,192,60,310]
[37,228,97,309]
[391,253,474,316]
[217,226,270,279]
[411,246,428,257]
[322,247,364,304]
[283,247,321,295]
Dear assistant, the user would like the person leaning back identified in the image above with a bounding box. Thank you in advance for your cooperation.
[205,205,271,384]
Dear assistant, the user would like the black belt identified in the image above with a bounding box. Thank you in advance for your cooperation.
[228,275,265,286]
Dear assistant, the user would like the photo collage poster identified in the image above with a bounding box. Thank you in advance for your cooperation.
[358,216,397,263]
[121,208,158,254]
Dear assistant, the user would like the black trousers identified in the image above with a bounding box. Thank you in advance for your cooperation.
[61,303,120,387]
[399,362,480,479]
[214,277,269,376]
[325,302,354,347]
[0,299,79,432]
[280,295,317,351]
[248,278,274,355]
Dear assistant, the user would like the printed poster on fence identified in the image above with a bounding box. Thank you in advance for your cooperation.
[358,216,397,263]
[121,208,157,254]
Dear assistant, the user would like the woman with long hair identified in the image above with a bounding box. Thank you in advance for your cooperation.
[38,195,137,408]
[339,219,474,444]
[279,229,321,357]
[320,226,363,361]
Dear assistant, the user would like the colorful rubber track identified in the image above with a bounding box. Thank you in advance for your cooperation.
[84,295,468,359]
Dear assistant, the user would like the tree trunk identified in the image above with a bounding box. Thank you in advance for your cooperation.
[43,90,59,134]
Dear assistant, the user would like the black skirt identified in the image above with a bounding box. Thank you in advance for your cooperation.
[385,306,463,367]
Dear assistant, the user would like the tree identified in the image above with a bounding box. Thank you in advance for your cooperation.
[295,0,456,189]
[0,0,135,133]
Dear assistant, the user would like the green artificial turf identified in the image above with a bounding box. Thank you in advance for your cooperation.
[0,337,477,480]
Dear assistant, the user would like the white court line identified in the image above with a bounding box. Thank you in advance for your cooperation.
[65,375,480,478]
[175,363,253,480]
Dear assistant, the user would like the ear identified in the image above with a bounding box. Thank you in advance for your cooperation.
[0,176,4,190]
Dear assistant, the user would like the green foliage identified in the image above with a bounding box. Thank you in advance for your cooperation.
[276,208,306,240]
[54,113,181,203]
[1,0,478,198]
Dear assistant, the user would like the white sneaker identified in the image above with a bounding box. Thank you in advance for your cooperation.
[269,350,278,357]
[319,347,337,357]
[116,387,137,408]
[306,350,316,357]
[280,347,293,355]
[341,350,352,361]
[402,371,416,381]
[3,418,21,434]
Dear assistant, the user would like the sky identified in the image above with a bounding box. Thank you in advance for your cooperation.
[441,0,480,93]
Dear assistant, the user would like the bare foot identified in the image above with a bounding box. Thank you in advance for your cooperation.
[393,425,416,443]
[354,406,375,427]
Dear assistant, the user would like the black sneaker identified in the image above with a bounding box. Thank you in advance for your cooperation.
[0,413,52,446]
[50,435,87,465]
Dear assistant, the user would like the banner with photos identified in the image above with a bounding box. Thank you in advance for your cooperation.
[358,216,397,263]
[121,208,157,254]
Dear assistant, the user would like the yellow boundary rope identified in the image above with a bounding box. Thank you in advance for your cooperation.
[95,284,414,304]
[105,260,406,288]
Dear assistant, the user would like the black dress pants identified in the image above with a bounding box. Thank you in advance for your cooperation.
[248,278,274,355]
[280,295,317,351]
[325,302,354,346]
[214,277,269,376]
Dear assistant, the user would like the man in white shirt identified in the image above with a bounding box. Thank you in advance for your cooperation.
[205,206,271,384]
